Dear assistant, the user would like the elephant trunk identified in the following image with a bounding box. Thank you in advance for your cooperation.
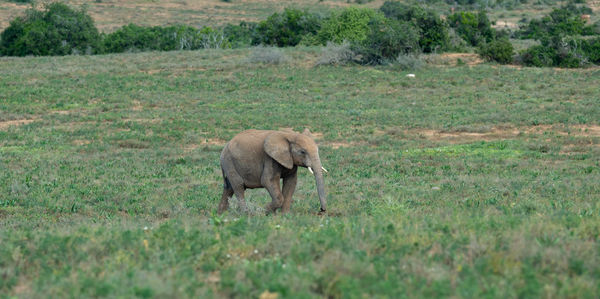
[310,157,327,212]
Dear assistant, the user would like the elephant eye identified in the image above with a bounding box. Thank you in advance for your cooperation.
[300,149,307,155]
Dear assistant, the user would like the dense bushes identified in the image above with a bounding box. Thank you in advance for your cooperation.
[316,7,382,44]
[103,24,227,53]
[517,2,599,67]
[448,11,495,47]
[519,36,600,67]
[353,18,420,64]
[252,8,321,47]
[517,3,593,39]
[380,2,450,52]
[0,2,100,56]
[223,22,256,48]
[478,38,514,63]
[4,1,599,68]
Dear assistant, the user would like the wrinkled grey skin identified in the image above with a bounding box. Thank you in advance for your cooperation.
[219,129,327,215]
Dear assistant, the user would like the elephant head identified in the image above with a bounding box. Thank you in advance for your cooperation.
[264,129,328,212]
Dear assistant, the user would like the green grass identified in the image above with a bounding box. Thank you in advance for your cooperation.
[1,48,599,297]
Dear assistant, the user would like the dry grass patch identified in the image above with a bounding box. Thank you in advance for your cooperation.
[400,124,600,143]
[0,118,37,130]
[426,53,484,66]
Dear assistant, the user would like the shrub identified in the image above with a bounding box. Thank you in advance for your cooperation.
[478,38,514,63]
[102,24,227,53]
[380,2,449,53]
[0,2,101,56]
[247,45,287,64]
[223,22,256,48]
[519,36,599,67]
[354,18,420,65]
[317,7,383,44]
[316,41,355,65]
[581,37,600,63]
[102,24,168,53]
[447,28,469,51]
[517,3,593,39]
[447,11,495,47]
[253,9,321,47]
[519,45,557,67]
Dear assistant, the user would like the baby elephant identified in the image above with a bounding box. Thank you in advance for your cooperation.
[219,129,327,214]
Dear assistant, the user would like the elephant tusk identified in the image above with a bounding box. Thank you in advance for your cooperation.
[308,167,314,174]
[321,167,328,173]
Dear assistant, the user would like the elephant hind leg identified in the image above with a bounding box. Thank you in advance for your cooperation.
[220,163,248,213]
[218,182,234,214]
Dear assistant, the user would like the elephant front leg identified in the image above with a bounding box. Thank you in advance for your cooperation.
[263,176,284,215]
[281,171,297,213]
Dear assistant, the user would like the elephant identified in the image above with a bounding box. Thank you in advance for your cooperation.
[218,129,327,215]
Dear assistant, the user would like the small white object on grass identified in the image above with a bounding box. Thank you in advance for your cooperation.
[406,74,416,78]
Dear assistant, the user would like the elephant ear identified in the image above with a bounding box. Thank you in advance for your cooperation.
[264,133,294,169]
[302,128,313,137]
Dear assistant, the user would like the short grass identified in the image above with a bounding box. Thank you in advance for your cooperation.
[1,48,599,297]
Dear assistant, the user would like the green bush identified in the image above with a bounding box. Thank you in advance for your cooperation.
[517,4,591,39]
[223,22,256,48]
[581,37,600,63]
[519,36,599,67]
[478,38,514,63]
[253,8,322,47]
[380,2,449,53]
[0,2,101,56]
[317,7,383,44]
[447,11,495,47]
[353,18,420,65]
[102,24,227,53]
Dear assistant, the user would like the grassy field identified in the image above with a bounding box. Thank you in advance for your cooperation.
[1,47,600,297]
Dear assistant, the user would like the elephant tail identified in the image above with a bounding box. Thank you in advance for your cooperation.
[222,168,232,190]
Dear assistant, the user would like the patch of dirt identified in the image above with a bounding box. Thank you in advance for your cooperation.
[0,119,36,130]
[559,145,586,155]
[206,271,221,283]
[202,138,226,145]
[12,278,30,295]
[121,118,161,124]
[434,53,484,66]
[72,139,92,146]
[523,124,600,137]
[183,138,226,151]
[132,100,143,111]
[407,124,600,143]
[492,21,519,29]
[52,110,72,115]
[411,127,520,142]
[324,141,362,149]
[141,66,207,75]
[588,0,600,12]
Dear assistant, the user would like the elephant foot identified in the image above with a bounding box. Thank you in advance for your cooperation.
[317,208,327,216]
[265,202,282,216]
[217,203,228,214]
